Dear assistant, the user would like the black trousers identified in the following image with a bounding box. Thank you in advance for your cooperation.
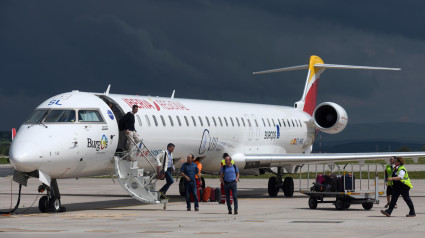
[387,183,415,215]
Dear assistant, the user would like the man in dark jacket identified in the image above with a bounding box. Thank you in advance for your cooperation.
[121,105,141,150]
[181,154,199,211]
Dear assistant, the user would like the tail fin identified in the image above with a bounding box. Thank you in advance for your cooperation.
[253,55,400,116]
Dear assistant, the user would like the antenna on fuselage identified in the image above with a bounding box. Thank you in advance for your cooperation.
[105,84,111,95]
[171,90,175,99]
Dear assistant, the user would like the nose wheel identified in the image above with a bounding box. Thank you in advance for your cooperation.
[38,180,66,213]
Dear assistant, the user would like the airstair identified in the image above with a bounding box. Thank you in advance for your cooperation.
[114,139,165,205]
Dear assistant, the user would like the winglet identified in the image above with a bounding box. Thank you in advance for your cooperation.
[171,90,175,99]
[11,128,16,141]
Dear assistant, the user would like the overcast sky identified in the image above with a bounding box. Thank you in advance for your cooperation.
[1,0,425,131]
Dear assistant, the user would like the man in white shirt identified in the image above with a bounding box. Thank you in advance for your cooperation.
[156,143,175,198]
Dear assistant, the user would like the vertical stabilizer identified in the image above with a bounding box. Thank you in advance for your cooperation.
[297,55,325,115]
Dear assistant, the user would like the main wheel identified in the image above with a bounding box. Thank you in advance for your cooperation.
[268,177,279,197]
[335,198,346,210]
[49,197,61,213]
[308,197,318,209]
[39,196,48,213]
[282,177,294,197]
[362,202,373,210]
[179,178,185,196]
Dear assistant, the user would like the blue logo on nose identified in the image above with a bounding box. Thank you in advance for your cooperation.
[107,110,114,120]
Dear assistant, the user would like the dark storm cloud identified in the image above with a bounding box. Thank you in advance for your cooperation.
[1,0,425,130]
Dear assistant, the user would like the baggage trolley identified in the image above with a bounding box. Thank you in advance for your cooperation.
[298,163,385,210]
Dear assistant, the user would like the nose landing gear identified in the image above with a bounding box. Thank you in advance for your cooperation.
[38,179,66,213]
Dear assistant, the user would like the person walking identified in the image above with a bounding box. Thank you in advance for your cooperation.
[220,156,239,215]
[121,105,141,151]
[381,157,416,217]
[384,156,396,208]
[156,143,175,198]
[181,154,200,211]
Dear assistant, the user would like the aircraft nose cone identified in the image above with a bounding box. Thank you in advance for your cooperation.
[9,142,42,172]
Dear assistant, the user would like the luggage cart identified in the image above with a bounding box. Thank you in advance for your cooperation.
[298,163,385,210]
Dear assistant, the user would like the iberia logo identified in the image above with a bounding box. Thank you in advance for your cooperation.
[122,98,189,111]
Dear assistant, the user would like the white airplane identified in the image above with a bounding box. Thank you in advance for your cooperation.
[8,55,425,213]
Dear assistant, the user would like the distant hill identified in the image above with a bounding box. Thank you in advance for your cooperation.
[0,131,11,156]
[312,122,425,153]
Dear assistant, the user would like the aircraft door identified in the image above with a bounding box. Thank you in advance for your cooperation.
[251,114,261,141]
[245,114,253,141]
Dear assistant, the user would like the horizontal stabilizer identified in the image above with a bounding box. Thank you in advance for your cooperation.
[253,63,400,75]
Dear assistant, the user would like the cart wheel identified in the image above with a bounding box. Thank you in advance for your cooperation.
[362,202,373,210]
[345,202,351,209]
[335,198,346,210]
[308,197,318,209]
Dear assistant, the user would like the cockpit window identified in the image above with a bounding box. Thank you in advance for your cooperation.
[25,110,49,123]
[45,110,76,123]
[78,110,103,122]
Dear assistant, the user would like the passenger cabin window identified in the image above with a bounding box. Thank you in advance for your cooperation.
[168,115,174,127]
[271,119,276,126]
[212,117,217,127]
[205,116,210,127]
[45,110,76,123]
[230,117,235,127]
[255,119,259,127]
[267,118,271,127]
[152,115,158,127]
[278,119,282,127]
[145,115,151,127]
[176,116,182,126]
[184,116,189,126]
[262,118,266,127]
[291,119,295,127]
[198,116,203,126]
[218,117,223,127]
[235,117,240,127]
[160,115,166,126]
[287,119,291,127]
[136,115,142,127]
[26,110,49,124]
[247,119,252,127]
[224,117,228,127]
[299,119,302,127]
[191,116,197,126]
[241,117,246,127]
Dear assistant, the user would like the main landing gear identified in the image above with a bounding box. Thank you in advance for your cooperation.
[38,179,66,213]
[268,167,294,197]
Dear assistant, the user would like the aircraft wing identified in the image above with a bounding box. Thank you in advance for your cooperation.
[243,152,425,169]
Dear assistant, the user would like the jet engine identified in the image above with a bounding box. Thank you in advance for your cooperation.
[313,102,348,134]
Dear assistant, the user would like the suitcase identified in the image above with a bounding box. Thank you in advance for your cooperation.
[203,187,212,202]
[210,187,216,202]
[324,175,337,192]
[215,188,220,203]
[219,183,233,204]
[316,174,325,184]
[190,187,202,202]
[337,174,355,191]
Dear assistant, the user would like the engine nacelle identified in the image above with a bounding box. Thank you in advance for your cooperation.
[313,102,348,134]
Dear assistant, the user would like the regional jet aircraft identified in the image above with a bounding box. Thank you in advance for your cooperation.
[8,55,425,213]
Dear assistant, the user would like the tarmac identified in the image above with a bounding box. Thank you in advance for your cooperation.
[0,168,425,238]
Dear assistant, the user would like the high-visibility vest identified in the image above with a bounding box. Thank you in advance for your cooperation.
[194,161,202,179]
[386,164,394,186]
[395,165,413,189]
[221,159,234,166]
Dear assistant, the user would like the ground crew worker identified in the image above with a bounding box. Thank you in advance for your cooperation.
[220,156,239,215]
[384,156,395,208]
[219,153,234,204]
[194,157,202,188]
[181,154,200,211]
[381,157,416,217]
